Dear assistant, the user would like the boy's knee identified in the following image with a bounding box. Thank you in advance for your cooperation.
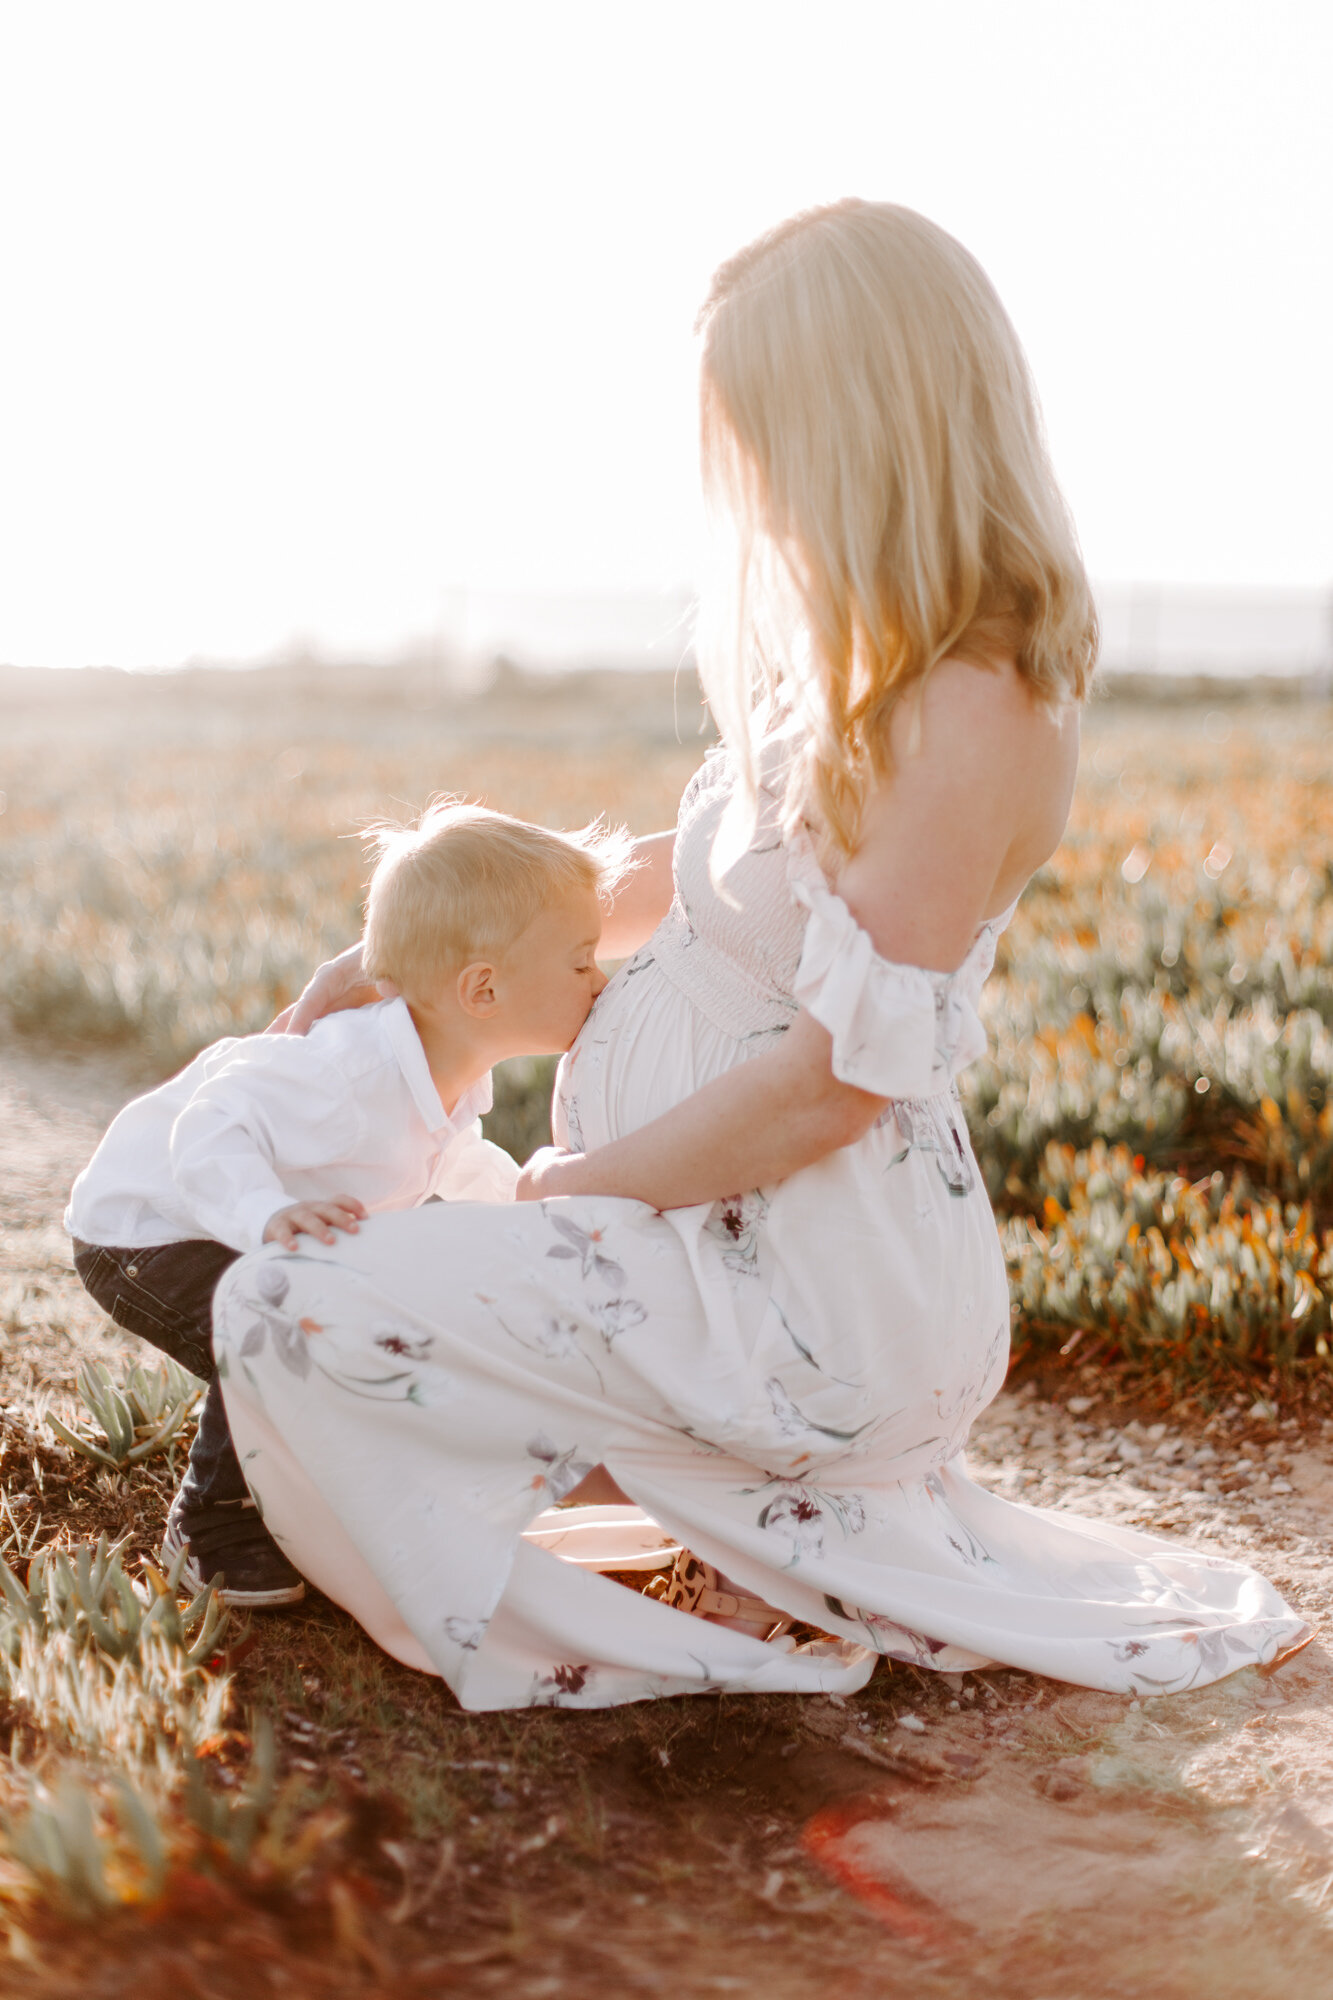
[70,1237,233,1379]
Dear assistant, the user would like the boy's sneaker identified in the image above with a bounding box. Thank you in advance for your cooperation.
[161,1494,305,1608]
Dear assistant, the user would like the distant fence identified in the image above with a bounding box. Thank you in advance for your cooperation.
[1093,585,1332,684]
[441,584,1333,687]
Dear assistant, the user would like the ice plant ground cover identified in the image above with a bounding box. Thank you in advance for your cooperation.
[0,665,1331,1995]
[3,667,1331,1400]
[969,698,1333,1392]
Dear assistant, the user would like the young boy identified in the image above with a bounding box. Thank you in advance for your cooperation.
[65,801,621,1606]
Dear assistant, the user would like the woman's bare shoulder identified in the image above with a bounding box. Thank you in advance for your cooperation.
[922,651,1075,742]
[886,653,1079,792]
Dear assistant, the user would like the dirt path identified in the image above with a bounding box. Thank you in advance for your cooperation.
[0,1035,156,1416]
[3,1035,1333,1997]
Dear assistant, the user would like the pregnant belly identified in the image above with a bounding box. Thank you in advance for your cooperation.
[554,951,780,1154]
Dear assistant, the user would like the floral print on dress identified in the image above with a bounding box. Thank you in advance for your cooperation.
[483,1207,653,1380]
[590,1296,648,1348]
[884,1094,976,1199]
[760,1488,828,1562]
[823,1595,958,1667]
[478,1296,606,1390]
[561,1090,586,1155]
[765,1297,866,1391]
[373,1321,435,1362]
[230,1258,438,1403]
[929,1321,1011,1462]
[527,1662,594,1706]
[1099,1616,1308,1696]
[544,1211,627,1287]
[234,1262,312,1379]
[208,724,1308,1713]
[764,1378,876,1447]
[747,1476,867,1567]
[922,1474,999,1568]
[705,1189,770,1278]
[444,1616,487,1652]
[525,1430,595,1503]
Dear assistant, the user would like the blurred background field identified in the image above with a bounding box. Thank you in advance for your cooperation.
[3,663,1333,1985]
[2,662,1332,1402]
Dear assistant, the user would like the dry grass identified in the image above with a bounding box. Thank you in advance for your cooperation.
[1,665,1333,1994]
[5,666,1331,1389]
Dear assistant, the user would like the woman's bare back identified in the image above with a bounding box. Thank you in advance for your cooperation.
[835,655,1080,972]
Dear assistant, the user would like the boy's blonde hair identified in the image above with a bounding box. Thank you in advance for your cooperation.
[362,799,632,1000]
[695,198,1099,854]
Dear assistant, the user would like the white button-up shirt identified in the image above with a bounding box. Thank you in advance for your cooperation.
[64,998,518,1254]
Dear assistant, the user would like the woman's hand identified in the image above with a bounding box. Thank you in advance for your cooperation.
[516,1146,582,1201]
[514,1012,883,1212]
[269,942,391,1035]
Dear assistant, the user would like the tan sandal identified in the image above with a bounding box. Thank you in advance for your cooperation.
[647,1549,793,1642]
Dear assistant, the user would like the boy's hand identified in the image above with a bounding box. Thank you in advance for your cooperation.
[263,1196,368,1247]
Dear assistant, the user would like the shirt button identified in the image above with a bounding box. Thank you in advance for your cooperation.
[127,1265,138,1277]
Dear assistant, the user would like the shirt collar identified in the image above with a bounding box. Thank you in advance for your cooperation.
[380,998,492,1134]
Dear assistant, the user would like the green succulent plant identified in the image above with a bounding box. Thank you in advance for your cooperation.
[0,1718,330,1920]
[45,1356,203,1471]
[5,1773,123,1916]
[0,1533,225,1674]
[0,1535,231,1769]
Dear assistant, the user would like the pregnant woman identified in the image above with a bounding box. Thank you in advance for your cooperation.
[215,201,1305,1710]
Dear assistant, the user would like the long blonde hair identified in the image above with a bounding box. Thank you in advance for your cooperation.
[695,198,1098,854]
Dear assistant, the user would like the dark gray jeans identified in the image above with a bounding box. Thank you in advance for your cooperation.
[70,1237,246,1509]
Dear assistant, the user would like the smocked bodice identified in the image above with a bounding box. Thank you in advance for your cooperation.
[643,739,1014,1097]
[652,747,805,1040]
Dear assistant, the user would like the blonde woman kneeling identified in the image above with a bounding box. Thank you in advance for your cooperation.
[215,201,1306,1709]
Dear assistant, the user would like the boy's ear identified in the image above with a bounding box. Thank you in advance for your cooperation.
[456,961,498,1017]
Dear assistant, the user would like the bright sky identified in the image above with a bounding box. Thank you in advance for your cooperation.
[1,1,1329,669]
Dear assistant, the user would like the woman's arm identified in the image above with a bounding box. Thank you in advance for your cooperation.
[522,661,1078,1208]
[597,829,676,958]
[518,1008,884,1207]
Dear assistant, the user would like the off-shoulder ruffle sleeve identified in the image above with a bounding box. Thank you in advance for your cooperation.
[787,835,1005,1099]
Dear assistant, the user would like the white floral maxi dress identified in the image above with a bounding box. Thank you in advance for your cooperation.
[213,748,1307,1711]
